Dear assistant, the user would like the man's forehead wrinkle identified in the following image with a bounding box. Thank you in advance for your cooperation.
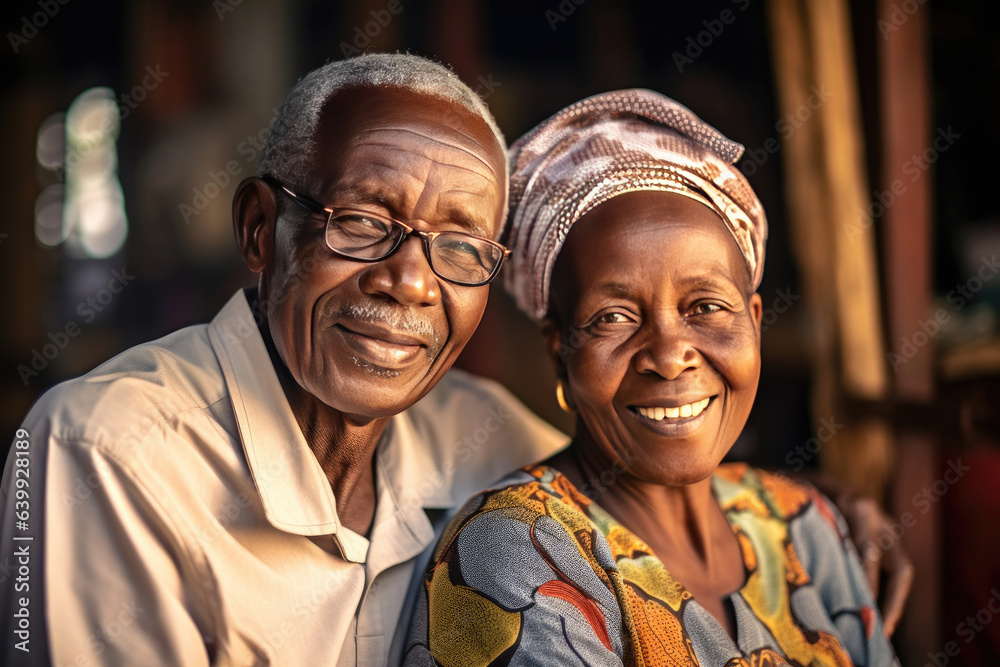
[348,144,497,186]
[443,187,491,198]
[356,124,483,149]
[440,209,490,238]
[330,172,494,236]
[333,168,424,211]
[354,126,498,175]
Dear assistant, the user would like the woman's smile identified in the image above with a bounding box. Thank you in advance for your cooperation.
[632,397,712,421]
[625,396,716,437]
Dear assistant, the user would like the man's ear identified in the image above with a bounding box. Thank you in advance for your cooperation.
[233,177,278,273]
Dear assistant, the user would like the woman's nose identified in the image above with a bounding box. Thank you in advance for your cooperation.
[631,317,701,380]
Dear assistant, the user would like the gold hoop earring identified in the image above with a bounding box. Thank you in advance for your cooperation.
[556,380,573,413]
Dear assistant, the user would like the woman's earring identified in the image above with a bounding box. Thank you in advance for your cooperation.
[556,380,574,413]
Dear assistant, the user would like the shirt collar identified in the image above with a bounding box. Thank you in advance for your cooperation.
[208,289,343,536]
[207,289,437,564]
[377,411,456,510]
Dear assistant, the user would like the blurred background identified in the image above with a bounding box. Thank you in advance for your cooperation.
[1,0,998,662]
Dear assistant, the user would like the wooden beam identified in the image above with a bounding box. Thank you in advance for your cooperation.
[769,0,893,499]
[806,0,888,402]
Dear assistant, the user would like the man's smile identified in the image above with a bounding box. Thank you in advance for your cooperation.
[333,322,428,368]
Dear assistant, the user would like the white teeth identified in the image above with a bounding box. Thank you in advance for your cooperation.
[636,398,710,421]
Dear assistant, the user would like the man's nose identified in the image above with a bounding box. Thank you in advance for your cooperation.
[357,235,441,307]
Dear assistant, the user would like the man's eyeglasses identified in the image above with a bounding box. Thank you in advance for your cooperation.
[263,177,510,287]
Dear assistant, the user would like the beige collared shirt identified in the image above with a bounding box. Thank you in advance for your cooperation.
[0,290,567,666]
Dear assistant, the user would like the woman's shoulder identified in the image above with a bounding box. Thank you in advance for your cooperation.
[411,465,628,664]
[426,463,622,616]
[713,468,893,663]
[445,465,594,534]
[713,463,860,580]
[430,465,595,560]
[713,462,838,525]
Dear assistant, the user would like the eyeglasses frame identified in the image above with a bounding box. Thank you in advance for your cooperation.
[261,176,510,287]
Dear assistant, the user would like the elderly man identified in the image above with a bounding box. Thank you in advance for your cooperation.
[0,54,565,666]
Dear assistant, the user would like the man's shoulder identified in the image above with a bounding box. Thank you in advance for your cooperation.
[406,368,567,455]
[413,367,524,410]
[23,323,227,456]
[391,369,568,506]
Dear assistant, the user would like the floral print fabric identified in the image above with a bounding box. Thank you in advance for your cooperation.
[404,463,898,666]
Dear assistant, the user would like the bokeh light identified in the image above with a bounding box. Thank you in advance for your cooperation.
[36,87,129,258]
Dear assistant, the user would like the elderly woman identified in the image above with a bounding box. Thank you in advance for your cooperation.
[404,91,898,665]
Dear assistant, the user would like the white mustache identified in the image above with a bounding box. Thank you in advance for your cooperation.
[335,303,443,353]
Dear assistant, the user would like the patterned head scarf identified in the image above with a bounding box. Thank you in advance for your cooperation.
[503,89,767,323]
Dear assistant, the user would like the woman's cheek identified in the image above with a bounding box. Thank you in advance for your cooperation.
[708,323,760,374]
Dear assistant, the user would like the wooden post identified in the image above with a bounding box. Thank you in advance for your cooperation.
[878,0,939,658]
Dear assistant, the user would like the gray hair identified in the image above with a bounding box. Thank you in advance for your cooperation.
[258,53,508,230]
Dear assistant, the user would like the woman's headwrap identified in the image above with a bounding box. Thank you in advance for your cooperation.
[503,89,768,324]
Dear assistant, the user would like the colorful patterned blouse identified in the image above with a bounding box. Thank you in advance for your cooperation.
[404,463,899,666]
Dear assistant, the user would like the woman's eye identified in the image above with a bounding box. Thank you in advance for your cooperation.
[692,302,724,315]
[590,311,633,327]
